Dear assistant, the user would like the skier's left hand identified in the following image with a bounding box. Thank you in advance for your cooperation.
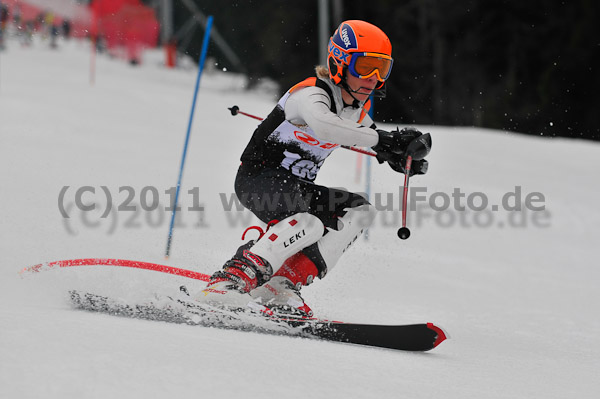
[387,154,429,176]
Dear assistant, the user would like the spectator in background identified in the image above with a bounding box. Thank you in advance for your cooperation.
[22,20,33,46]
[44,11,54,37]
[0,2,9,50]
[35,12,43,31]
[50,23,59,48]
[62,19,71,39]
[12,2,21,27]
[12,2,22,38]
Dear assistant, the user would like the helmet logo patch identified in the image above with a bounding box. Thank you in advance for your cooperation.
[328,41,350,63]
[333,23,357,51]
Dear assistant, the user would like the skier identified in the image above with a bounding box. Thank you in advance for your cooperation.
[196,20,430,316]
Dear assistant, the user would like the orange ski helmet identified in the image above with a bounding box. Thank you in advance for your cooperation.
[327,20,393,88]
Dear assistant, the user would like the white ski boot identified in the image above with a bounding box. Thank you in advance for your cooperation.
[250,276,313,317]
[250,252,318,317]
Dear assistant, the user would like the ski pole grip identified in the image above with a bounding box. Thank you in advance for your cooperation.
[229,105,240,116]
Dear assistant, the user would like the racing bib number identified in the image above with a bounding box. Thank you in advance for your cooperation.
[283,151,324,181]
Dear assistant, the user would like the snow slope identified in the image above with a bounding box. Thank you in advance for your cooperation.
[1,36,600,399]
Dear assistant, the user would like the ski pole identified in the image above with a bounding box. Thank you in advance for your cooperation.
[228,105,263,121]
[228,105,377,157]
[397,155,412,240]
[397,133,432,240]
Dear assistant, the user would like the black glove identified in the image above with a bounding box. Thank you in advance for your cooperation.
[372,127,423,155]
[387,154,429,176]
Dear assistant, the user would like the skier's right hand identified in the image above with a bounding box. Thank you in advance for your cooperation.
[373,127,423,155]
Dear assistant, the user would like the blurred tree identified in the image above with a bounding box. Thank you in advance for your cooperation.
[173,0,599,141]
[174,0,319,90]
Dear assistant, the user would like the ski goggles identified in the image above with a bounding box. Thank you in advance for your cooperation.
[348,53,393,82]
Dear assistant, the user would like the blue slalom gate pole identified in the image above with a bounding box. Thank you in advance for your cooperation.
[165,15,214,258]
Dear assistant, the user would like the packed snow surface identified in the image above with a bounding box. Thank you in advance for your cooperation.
[1,36,599,398]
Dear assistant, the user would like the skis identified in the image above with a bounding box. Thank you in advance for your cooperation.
[69,290,447,352]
